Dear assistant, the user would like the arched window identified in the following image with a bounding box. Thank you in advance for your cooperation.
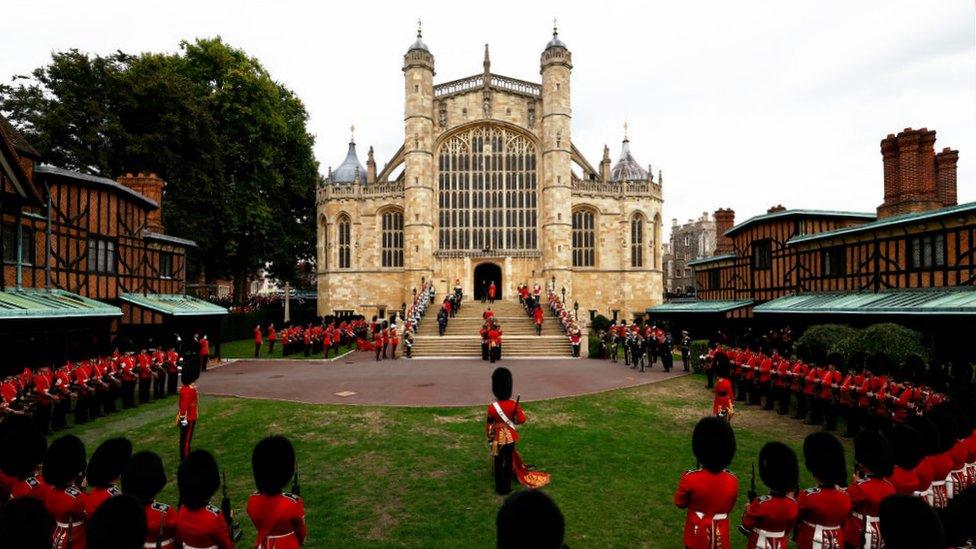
[381,210,403,268]
[631,214,645,268]
[319,216,328,269]
[437,125,537,251]
[337,214,351,269]
[572,209,595,267]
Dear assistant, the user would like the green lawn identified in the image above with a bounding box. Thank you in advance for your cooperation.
[63,374,847,548]
[218,338,354,360]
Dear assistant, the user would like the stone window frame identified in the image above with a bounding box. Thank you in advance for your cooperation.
[630,212,645,268]
[571,206,598,268]
[379,207,405,269]
[337,213,352,270]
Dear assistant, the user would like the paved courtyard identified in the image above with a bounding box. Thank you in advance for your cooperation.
[199,351,687,407]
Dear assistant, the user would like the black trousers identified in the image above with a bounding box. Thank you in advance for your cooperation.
[748,381,762,405]
[762,383,775,410]
[52,397,69,430]
[572,343,580,357]
[494,443,514,495]
[824,400,838,431]
[200,354,209,372]
[845,406,864,437]
[735,377,748,401]
[268,340,276,354]
[706,368,714,388]
[681,349,690,371]
[808,395,823,424]
[88,391,102,418]
[33,402,52,434]
[778,386,791,415]
[102,387,118,413]
[254,342,261,358]
[74,394,89,424]
[153,372,166,399]
[167,372,179,396]
[179,420,196,461]
[490,345,501,363]
[793,391,807,419]
[138,378,152,404]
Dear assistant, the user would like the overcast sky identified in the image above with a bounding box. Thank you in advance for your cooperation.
[2,0,973,237]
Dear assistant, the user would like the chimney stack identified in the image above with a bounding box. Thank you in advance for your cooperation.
[714,208,735,255]
[767,204,786,214]
[117,172,165,232]
[935,147,959,207]
[877,128,944,218]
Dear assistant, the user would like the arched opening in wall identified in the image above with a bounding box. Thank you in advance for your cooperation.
[473,262,502,300]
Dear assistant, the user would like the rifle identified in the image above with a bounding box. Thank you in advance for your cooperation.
[514,395,521,424]
[748,462,758,502]
[291,461,302,497]
[221,470,243,542]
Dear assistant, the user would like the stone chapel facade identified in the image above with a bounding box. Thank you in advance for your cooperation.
[316,27,664,321]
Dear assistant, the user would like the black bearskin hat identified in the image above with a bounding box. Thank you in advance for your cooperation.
[177,449,219,510]
[826,352,845,373]
[907,416,941,458]
[759,441,799,495]
[803,432,848,487]
[252,435,295,495]
[867,352,893,376]
[86,437,133,488]
[928,408,958,454]
[887,424,924,471]
[122,451,167,506]
[0,425,47,480]
[0,496,54,549]
[492,367,513,401]
[713,352,731,379]
[496,489,565,549]
[940,402,972,441]
[854,429,894,478]
[692,417,736,473]
[181,362,199,385]
[42,435,86,488]
[879,494,944,549]
[942,487,976,547]
[86,494,148,549]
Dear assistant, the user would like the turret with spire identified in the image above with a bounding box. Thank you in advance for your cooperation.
[610,122,650,182]
[331,125,368,184]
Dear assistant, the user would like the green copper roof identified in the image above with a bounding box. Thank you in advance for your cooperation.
[754,288,976,315]
[0,288,121,320]
[121,293,227,316]
[788,201,976,246]
[647,299,753,313]
[686,253,736,267]
[725,209,875,237]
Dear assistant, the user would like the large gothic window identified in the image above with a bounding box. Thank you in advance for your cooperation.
[572,209,595,267]
[381,210,404,268]
[337,214,351,269]
[437,125,537,252]
[631,214,645,268]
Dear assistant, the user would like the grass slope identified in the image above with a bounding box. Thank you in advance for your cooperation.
[65,374,845,548]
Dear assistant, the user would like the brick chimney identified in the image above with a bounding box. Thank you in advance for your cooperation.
[935,147,959,207]
[714,208,735,255]
[767,204,786,214]
[877,128,943,218]
[117,172,165,232]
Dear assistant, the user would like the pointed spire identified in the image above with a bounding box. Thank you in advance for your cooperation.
[658,169,663,184]
[623,120,629,142]
[408,18,430,53]
[417,18,423,39]
[350,124,356,143]
[602,145,610,162]
[545,17,567,50]
[483,43,491,74]
[367,146,374,163]
[553,17,559,38]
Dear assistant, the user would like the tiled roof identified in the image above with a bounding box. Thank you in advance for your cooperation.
[35,165,158,209]
[787,202,976,245]
[142,231,197,248]
[647,299,753,313]
[120,293,227,316]
[725,209,875,237]
[753,288,976,315]
[0,115,40,158]
[686,253,736,267]
[0,288,121,320]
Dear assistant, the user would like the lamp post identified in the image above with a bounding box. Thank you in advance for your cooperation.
[412,287,417,301]
[574,300,579,320]
[551,276,556,292]
[561,286,566,304]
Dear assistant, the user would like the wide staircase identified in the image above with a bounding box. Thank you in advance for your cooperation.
[412,298,573,358]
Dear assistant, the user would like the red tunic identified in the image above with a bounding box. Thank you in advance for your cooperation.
[46,485,88,549]
[145,501,179,548]
[179,385,199,422]
[713,377,733,416]
[673,469,738,549]
[11,474,52,501]
[794,486,850,549]
[254,327,263,345]
[887,466,920,496]
[843,477,895,547]
[488,283,496,298]
[246,492,307,548]
[176,504,234,549]
[86,484,121,515]
[742,495,798,549]
[268,327,277,342]
[533,307,544,324]
[487,399,525,442]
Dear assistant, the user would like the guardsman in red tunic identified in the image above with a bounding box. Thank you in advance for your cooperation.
[178,366,200,461]
[488,367,524,496]
[138,350,154,404]
[176,450,234,549]
[43,435,89,549]
[85,437,132,515]
[928,410,957,508]
[197,334,211,372]
[907,416,939,504]
[674,417,739,549]
[122,450,179,548]
[886,424,923,495]
[72,365,92,425]
[839,367,863,437]
[120,352,137,409]
[267,323,278,355]
[712,353,735,421]
[843,430,896,549]
[819,359,843,432]
[741,442,799,549]
[389,325,399,360]
[322,329,332,359]
[758,353,774,410]
[487,281,496,304]
[52,366,73,431]
[790,360,810,421]
[254,324,264,358]
[4,425,51,502]
[774,355,791,415]
[488,324,503,363]
[247,436,307,548]
[166,348,180,396]
[940,402,971,498]
[878,494,947,549]
[795,432,851,549]
[533,304,544,336]
[32,367,54,435]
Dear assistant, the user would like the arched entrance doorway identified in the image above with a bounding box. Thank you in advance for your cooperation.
[473,263,502,301]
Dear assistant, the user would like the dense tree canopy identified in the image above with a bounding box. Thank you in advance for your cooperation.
[0,38,318,301]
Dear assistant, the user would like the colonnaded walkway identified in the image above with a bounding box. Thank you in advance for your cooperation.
[198,351,687,407]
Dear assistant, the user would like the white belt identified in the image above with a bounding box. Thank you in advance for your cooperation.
[144,540,175,548]
[948,467,966,495]
[694,512,728,520]
[803,521,842,549]
[852,513,882,549]
[754,527,786,547]
[183,545,218,549]
[266,531,295,540]
[56,520,84,528]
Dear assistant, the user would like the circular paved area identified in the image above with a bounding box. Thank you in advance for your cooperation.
[198,351,687,407]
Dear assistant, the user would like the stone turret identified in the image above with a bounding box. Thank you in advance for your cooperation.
[403,22,436,283]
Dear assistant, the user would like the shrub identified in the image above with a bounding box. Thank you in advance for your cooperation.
[588,332,604,359]
[591,314,611,334]
[834,323,926,367]
[689,339,710,373]
[795,324,858,363]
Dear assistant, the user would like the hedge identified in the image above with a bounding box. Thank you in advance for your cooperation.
[688,339,709,373]
[795,324,857,363]
[794,322,927,368]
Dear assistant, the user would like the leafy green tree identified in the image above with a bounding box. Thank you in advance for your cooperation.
[0,38,318,302]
